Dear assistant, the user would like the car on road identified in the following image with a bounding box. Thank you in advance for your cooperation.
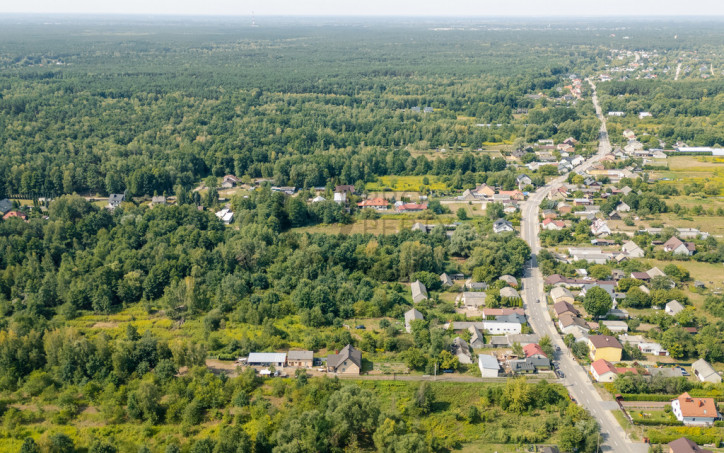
[556,370,565,378]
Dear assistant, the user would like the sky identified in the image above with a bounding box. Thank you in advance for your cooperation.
[1,0,724,17]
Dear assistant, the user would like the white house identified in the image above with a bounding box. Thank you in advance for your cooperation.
[482,320,522,335]
[601,320,629,333]
[671,393,719,426]
[591,359,618,382]
[616,201,631,212]
[591,219,612,237]
[478,355,500,378]
[638,341,669,357]
[493,218,515,234]
[663,236,695,256]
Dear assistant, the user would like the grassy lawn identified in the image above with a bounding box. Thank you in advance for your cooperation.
[366,175,449,192]
[654,156,724,195]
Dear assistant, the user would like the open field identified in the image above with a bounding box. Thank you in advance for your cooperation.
[654,156,724,195]
[366,175,450,192]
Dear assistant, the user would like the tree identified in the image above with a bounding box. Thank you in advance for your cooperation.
[414,382,435,414]
[325,386,381,448]
[20,438,40,453]
[582,286,612,318]
[487,202,504,220]
[456,208,469,221]
[539,335,555,358]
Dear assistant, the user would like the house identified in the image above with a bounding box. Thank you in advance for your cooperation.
[664,237,695,256]
[523,343,548,359]
[591,359,618,382]
[666,300,685,316]
[498,275,518,287]
[621,241,644,258]
[247,353,287,368]
[551,287,575,305]
[215,208,234,224]
[473,183,496,198]
[492,218,514,234]
[469,325,485,348]
[631,271,651,282]
[404,308,424,333]
[287,351,314,368]
[482,308,525,318]
[541,218,566,230]
[3,211,27,221]
[667,437,713,453]
[647,267,666,279]
[557,203,572,214]
[440,273,454,287]
[616,201,631,212]
[327,345,362,375]
[548,186,569,200]
[465,279,487,291]
[357,198,389,211]
[587,335,623,362]
[335,184,355,195]
[483,320,522,335]
[554,301,580,319]
[591,219,612,237]
[452,337,473,364]
[333,192,347,204]
[0,198,12,214]
[608,111,625,117]
[671,393,719,426]
[601,320,629,333]
[478,355,500,377]
[151,195,166,206]
[499,190,525,201]
[411,280,428,303]
[509,359,536,374]
[638,341,669,356]
[558,314,590,338]
[692,359,722,383]
[516,174,533,189]
[312,195,326,203]
[396,203,427,213]
[108,193,125,209]
[271,186,296,195]
[462,292,486,309]
[499,287,520,300]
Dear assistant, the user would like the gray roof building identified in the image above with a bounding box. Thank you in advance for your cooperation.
[411,280,428,303]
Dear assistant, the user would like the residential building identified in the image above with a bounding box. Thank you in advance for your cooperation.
[0,198,12,214]
[333,192,347,204]
[601,320,628,333]
[411,280,428,303]
[312,195,326,203]
[483,320,522,335]
[478,354,500,377]
[3,211,27,221]
[666,300,685,316]
[396,203,427,213]
[616,201,631,212]
[108,193,125,209]
[452,337,473,364]
[440,273,453,287]
[542,218,566,230]
[151,195,166,206]
[247,353,287,368]
[621,240,645,258]
[469,325,485,348]
[473,183,496,198]
[462,292,486,309]
[591,359,618,382]
[551,287,575,305]
[638,341,669,356]
[523,343,548,359]
[667,437,713,453]
[357,198,389,210]
[465,279,488,291]
[215,208,234,224]
[558,314,590,338]
[516,174,532,189]
[335,185,355,195]
[587,335,623,362]
[327,345,362,375]
[692,359,722,384]
[671,393,719,426]
[287,351,314,368]
[500,287,520,300]
[664,236,695,256]
[493,218,515,234]
[404,308,424,333]
[591,219,612,237]
[498,275,518,287]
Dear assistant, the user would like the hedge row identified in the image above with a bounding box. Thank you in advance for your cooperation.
[646,426,723,445]
[620,393,724,402]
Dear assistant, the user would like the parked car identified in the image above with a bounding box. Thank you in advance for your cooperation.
[355,325,366,330]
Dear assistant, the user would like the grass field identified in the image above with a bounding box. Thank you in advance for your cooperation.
[366,175,449,192]
[655,156,724,195]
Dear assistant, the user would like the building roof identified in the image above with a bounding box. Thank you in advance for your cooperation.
[287,350,314,361]
[500,287,520,299]
[588,335,623,350]
[327,344,362,369]
[668,437,713,453]
[559,313,589,329]
[523,343,547,358]
[462,292,486,306]
[405,308,424,325]
[675,393,718,418]
[664,236,685,251]
[499,274,518,287]
[411,280,428,303]
[478,354,500,370]
[692,359,722,383]
[666,300,685,315]
[591,359,617,376]
[0,198,12,213]
[248,352,287,364]
[553,300,579,317]
[551,286,574,302]
[357,198,388,207]
[440,273,453,286]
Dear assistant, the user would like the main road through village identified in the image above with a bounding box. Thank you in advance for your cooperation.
[520,79,649,453]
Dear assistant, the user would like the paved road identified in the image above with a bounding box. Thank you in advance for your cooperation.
[519,80,647,453]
